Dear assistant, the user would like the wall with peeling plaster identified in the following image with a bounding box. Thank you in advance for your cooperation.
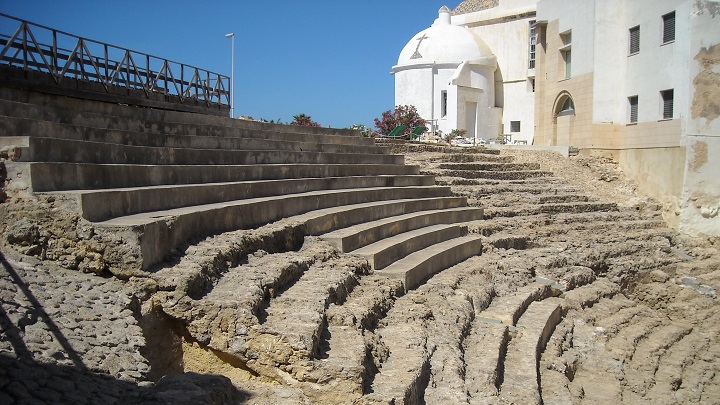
[681,1,720,236]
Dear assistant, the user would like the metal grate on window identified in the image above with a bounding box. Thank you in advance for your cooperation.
[663,12,675,43]
[629,26,640,54]
[629,96,638,123]
[662,89,674,119]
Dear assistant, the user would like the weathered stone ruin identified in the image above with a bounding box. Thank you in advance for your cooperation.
[1,91,718,404]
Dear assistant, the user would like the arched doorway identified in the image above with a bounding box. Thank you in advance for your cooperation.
[551,91,576,146]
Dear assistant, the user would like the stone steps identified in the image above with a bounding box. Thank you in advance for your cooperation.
[321,207,483,253]
[429,169,553,181]
[55,175,435,222]
[7,162,421,192]
[380,236,483,291]
[247,255,370,380]
[499,297,563,405]
[352,223,467,270]
[0,115,382,152]
[484,202,617,219]
[437,162,542,171]
[0,98,366,144]
[4,136,403,166]
[95,186,457,271]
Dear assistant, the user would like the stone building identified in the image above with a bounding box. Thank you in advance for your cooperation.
[394,0,720,237]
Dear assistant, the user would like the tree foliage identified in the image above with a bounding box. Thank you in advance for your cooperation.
[291,113,322,127]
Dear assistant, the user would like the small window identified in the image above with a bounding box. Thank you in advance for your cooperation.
[663,12,675,43]
[629,26,640,55]
[661,89,674,119]
[628,96,639,123]
[510,121,521,132]
[563,49,572,79]
[441,91,448,117]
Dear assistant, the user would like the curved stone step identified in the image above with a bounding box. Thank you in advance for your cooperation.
[5,162,421,192]
[322,207,483,253]
[95,187,457,272]
[4,136,403,166]
[380,236,483,291]
[58,175,435,222]
[0,99,368,144]
[499,297,563,405]
[0,116,383,154]
[352,224,468,270]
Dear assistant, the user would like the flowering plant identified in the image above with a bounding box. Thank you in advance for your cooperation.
[374,105,426,138]
[291,113,322,127]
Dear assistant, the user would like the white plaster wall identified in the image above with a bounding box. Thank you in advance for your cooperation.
[456,9,537,142]
[395,67,434,124]
[622,0,691,125]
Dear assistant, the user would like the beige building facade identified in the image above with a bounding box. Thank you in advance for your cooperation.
[397,0,719,236]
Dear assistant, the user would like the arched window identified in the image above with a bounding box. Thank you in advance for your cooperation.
[554,92,576,117]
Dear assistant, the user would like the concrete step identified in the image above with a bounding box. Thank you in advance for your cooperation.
[3,136,404,165]
[55,175,436,222]
[351,224,468,270]
[0,97,365,143]
[437,162,541,171]
[98,191,464,272]
[500,298,564,405]
[300,197,470,236]
[0,115,382,153]
[5,162,421,192]
[380,236,483,291]
[322,207,484,253]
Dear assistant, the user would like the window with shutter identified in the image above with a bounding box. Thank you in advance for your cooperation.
[661,89,673,119]
[529,21,536,69]
[629,26,640,55]
[629,96,638,123]
[663,12,675,44]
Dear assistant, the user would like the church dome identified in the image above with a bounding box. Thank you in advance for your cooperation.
[397,6,494,67]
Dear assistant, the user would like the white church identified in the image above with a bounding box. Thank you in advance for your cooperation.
[393,0,720,237]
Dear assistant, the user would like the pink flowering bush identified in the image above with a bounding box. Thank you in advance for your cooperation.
[291,113,322,127]
[374,105,426,138]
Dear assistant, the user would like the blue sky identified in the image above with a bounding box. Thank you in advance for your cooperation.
[0,0,461,128]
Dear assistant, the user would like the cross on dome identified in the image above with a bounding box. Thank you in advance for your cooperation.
[411,33,429,59]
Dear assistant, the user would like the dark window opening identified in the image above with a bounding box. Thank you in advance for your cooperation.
[629,26,640,54]
[661,89,674,119]
[663,12,675,43]
[629,96,638,123]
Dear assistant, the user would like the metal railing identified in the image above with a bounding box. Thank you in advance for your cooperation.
[0,13,230,108]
